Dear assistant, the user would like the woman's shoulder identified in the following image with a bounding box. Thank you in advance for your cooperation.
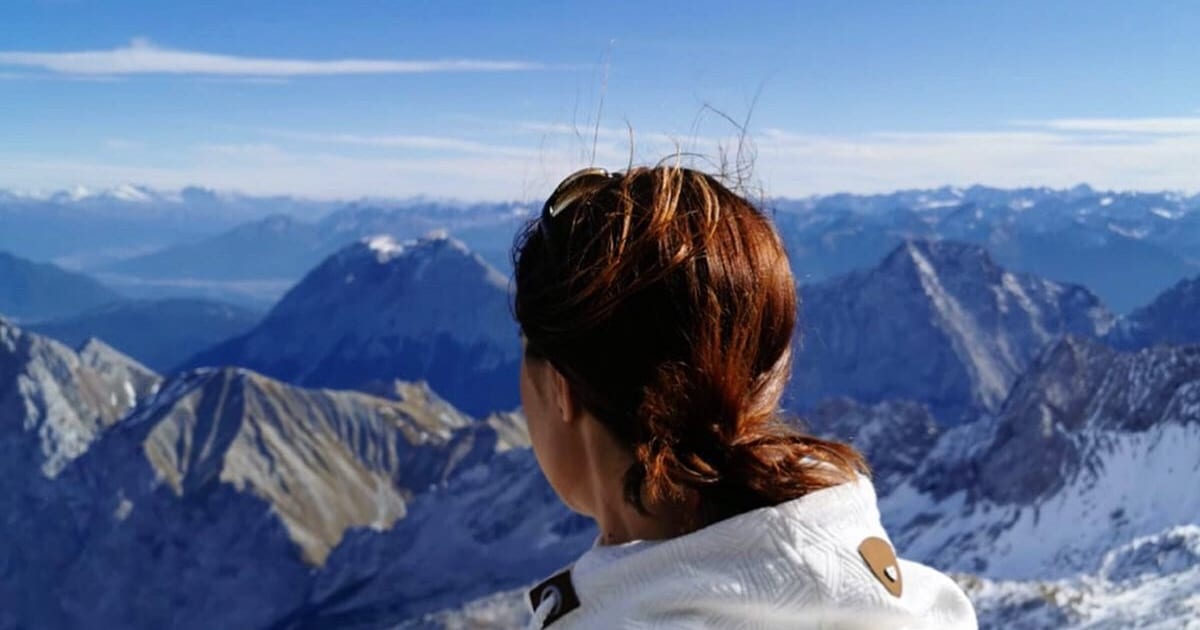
[527,476,977,629]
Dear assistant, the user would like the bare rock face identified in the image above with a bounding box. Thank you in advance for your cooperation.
[76,337,161,408]
[791,239,1115,425]
[133,367,484,564]
[184,233,520,417]
[0,319,152,477]
[0,320,161,627]
[882,336,1200,580]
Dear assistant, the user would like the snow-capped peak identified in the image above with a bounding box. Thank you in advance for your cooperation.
[66,185,94,201]
[365,234,406,259]
[110,183,154,202]
[44,183,166,204]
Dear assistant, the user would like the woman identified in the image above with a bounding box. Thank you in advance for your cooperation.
[513,166,976,629]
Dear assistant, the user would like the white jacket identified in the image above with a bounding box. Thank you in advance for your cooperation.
[526,477,977,629]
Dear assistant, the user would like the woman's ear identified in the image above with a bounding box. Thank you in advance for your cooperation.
[552,369,578,425]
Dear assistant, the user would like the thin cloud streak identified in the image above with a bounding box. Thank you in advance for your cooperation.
[260,129,540,158]
[0,38,545,76]
[1031,117,1200,135]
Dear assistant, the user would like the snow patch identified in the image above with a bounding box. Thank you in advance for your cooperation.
[365,235,406,260]
[1106,223,1148,239]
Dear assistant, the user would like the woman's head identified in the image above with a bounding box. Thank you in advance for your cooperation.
[514,165,865,531]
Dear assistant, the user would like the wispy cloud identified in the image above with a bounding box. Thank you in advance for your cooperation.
[0,37,545,77]
[1026,117,1200,135]
[260,129,540,158]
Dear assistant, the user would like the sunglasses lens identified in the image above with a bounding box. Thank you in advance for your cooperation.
[546,168,611,218]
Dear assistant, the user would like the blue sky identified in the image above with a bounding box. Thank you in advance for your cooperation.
[1,0,1197,200]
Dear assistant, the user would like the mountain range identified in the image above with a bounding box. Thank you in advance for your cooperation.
[0,185,341,270]
[791,239,1115,424]
[774,184,1200,313]
[2,182,1199,629]
[1,316,551,629]
[5,183,1196,312]
[93,201,531,305]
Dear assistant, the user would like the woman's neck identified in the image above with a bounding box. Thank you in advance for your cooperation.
[577,419,693,545]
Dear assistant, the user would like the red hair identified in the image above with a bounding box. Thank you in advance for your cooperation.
[513,166,867,529]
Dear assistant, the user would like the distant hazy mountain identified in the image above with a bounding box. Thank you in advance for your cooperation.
[1110,274,1200,349]
[101,214,328,281]
[184,233,520,417]
[30,298,261,372]
[92,201,530,305]
[10,183,1193,311]
[790,240,1115,424]
[0,251,123,323]
[775,184,1200,313]
[0,185,341,267]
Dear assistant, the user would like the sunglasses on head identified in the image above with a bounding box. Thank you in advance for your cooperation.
[539,167,621,245]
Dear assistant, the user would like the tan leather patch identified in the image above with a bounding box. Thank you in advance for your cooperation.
[527,567,580,627]
[858,536,903,598]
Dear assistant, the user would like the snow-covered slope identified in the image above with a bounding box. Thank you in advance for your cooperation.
[881,336,1200,580]
[791,240,1115,424]
[963,526,1200,629]
[184,232,520,416]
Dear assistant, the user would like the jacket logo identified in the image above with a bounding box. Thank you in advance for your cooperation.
[527,568,580,628]
[858,536,904,598]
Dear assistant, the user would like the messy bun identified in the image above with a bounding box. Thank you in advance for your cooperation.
[514,166,866,529]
